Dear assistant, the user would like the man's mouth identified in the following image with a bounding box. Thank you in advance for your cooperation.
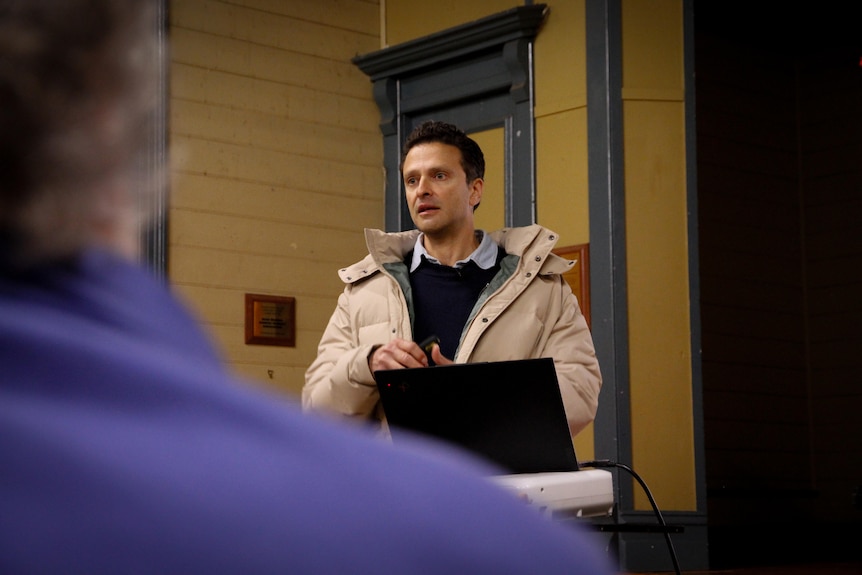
[417,205,438,215]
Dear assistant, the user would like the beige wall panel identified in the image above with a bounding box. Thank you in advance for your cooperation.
[170,211,366,263]
[171,0,378,60]
[172,136,381,201]
[212,325,316,367]
[534,0,587,117]
[624,98,694,511]
[169,245,361,294]
[535,109,590,246]
[171,28,369,99]
[171,100,381,167]
[171,285,246,328]
[234,365,312,397]
[208,323,317,396]
[171,173,381,235]
[236,0,379,32]
[171,64,380,130]
[384,0,518,45]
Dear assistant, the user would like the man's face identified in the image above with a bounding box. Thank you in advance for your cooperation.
[402,142,483,238]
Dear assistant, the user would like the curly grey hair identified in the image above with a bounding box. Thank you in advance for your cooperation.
[0,0,163,268]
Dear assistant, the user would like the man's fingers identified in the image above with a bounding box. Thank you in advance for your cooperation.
[375,340,428,369]
[430,344,453,366]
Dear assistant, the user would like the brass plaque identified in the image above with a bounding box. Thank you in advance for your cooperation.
[245,294,295,347]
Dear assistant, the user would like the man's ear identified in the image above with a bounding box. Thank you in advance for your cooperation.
[469,177,484,209]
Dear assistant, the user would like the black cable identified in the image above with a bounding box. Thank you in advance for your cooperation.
[579,459,682,575]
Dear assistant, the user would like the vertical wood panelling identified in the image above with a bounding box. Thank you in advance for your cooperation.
[168,0,382,394]
[696,30,811,497]
[695,2,862,565]
[798,47,862,524]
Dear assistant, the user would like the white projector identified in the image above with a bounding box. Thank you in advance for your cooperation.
[490,469,614,519]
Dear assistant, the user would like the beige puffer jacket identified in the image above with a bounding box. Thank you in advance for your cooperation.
[302,224,602,437]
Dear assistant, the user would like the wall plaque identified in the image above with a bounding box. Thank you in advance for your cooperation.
[245,293,295,347]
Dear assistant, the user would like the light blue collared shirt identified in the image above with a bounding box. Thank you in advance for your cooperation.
[409,230,498,272]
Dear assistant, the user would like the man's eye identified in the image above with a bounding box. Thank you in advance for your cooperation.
[405,178,416,186]
[435,172,446,180]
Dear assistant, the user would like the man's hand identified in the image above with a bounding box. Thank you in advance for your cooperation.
[368,339,455,374]
[369,338,429,373]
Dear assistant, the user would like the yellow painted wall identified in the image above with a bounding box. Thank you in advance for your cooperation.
[168,0,383,395]
[621,0,694,510]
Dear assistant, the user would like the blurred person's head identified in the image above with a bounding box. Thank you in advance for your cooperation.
[0,0,162,268]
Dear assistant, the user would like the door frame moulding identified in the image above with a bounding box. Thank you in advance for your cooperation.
[353,4,549,231]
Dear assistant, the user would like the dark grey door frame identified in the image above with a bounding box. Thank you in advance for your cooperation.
[352,4,548,232]
[586,0,708,570]
[586,0,631,513]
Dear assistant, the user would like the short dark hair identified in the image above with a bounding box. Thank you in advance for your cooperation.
[401,121,485,183]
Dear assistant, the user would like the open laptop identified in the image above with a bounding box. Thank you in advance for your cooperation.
[374,357,580,475]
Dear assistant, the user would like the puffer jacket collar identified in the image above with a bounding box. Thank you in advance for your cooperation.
[337,229,419,284]
[488,225,574,277]
[337,225,573,285]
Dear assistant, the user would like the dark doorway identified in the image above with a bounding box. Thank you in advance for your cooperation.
[694,1,862,568]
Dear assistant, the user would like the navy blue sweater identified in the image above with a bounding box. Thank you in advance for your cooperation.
[410,248,504,361]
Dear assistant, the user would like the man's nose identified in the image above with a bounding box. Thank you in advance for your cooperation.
[416,177,432,195]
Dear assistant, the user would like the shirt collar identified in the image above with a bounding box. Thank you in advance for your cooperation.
[410,230,497,271]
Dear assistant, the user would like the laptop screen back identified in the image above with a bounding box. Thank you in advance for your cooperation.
[374,358,579,474]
